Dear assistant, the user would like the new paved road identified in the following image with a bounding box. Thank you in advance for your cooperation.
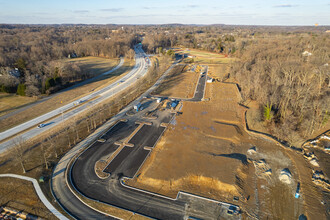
[52,61,180,219]
[71,120,185,219]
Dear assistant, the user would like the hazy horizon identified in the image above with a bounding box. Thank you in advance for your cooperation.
[0,0,329,26]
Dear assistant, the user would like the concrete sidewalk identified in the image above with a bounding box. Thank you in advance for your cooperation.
[0,174,68,220]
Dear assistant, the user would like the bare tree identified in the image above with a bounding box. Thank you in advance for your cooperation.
[40,142,49,169]
[47,135,58,158]
[13,137,26,173]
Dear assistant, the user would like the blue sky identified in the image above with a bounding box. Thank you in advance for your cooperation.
[0,0,329,25]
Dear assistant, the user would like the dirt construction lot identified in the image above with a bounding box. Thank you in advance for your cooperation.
[128,64,327,219]
[151,65,200,99]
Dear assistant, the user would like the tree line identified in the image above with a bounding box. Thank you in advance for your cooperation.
[1,24,327,100]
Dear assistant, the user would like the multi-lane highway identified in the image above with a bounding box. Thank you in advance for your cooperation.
[0,45,148,153]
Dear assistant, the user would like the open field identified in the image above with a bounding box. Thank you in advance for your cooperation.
[0,178,57,219]
[207,64,230,79]
[0,93,37,117]
[65,56,119,77]
[151,65,200,99]
[174,48,235,64]
[0,59,134,132]
[127,59,327,219]
[0,57,118,119]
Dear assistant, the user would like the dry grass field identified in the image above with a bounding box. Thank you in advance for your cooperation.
[0,57,118,118]
[151,65,200,99]
[65,56,119,77]
[0,178,57,219]
[174,48,235,64]
[0,59,134,132]
[0,93,37,117]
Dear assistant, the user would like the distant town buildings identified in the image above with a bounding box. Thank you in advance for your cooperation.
[0,67,20,78]
[68,52,78,59]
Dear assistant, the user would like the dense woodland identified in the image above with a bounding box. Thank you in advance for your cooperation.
[0,24,239,96]
[1,24,327,97]
[231,34,329,142]
[0,25,138,95]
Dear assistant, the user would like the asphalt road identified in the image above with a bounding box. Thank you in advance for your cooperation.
[190,66,208,101]
[71,120,185,219]
[0,45,148,153]
[128,124,165,147]
[150,65,208,103]
[103,124,166,178]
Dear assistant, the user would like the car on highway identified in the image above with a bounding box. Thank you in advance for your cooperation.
[228,205,239,215]
[227,210,234,216]
[37,124,46,128]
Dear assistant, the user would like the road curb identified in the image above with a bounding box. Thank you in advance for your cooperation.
[120,177,238,209]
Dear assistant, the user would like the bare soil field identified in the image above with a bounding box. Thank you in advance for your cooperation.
[128,62,326,219]
[151,65,199,99]
[0,59,134,132]
[0,178,56,219]
[0,93,37,117]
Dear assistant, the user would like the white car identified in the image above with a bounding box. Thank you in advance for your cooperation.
[37,124,46,128]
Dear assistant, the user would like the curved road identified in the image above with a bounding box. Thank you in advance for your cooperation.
[52,61,180,219]
[70,121,185,219]
[0,45,148,153]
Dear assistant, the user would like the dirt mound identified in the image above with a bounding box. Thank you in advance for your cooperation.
[303,131,330,153]
[247,146,257,155]
[253,159,272,180]
[128,174,239,200]
[279,168,292,184]
[309,158,320,167]
[312,170,330,191]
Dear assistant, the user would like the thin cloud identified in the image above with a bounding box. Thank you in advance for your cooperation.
[273,4,298,8]
[143,5,200,10]
[74,10,89,13]
[186,5,199,8]
[100,8,123,12]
